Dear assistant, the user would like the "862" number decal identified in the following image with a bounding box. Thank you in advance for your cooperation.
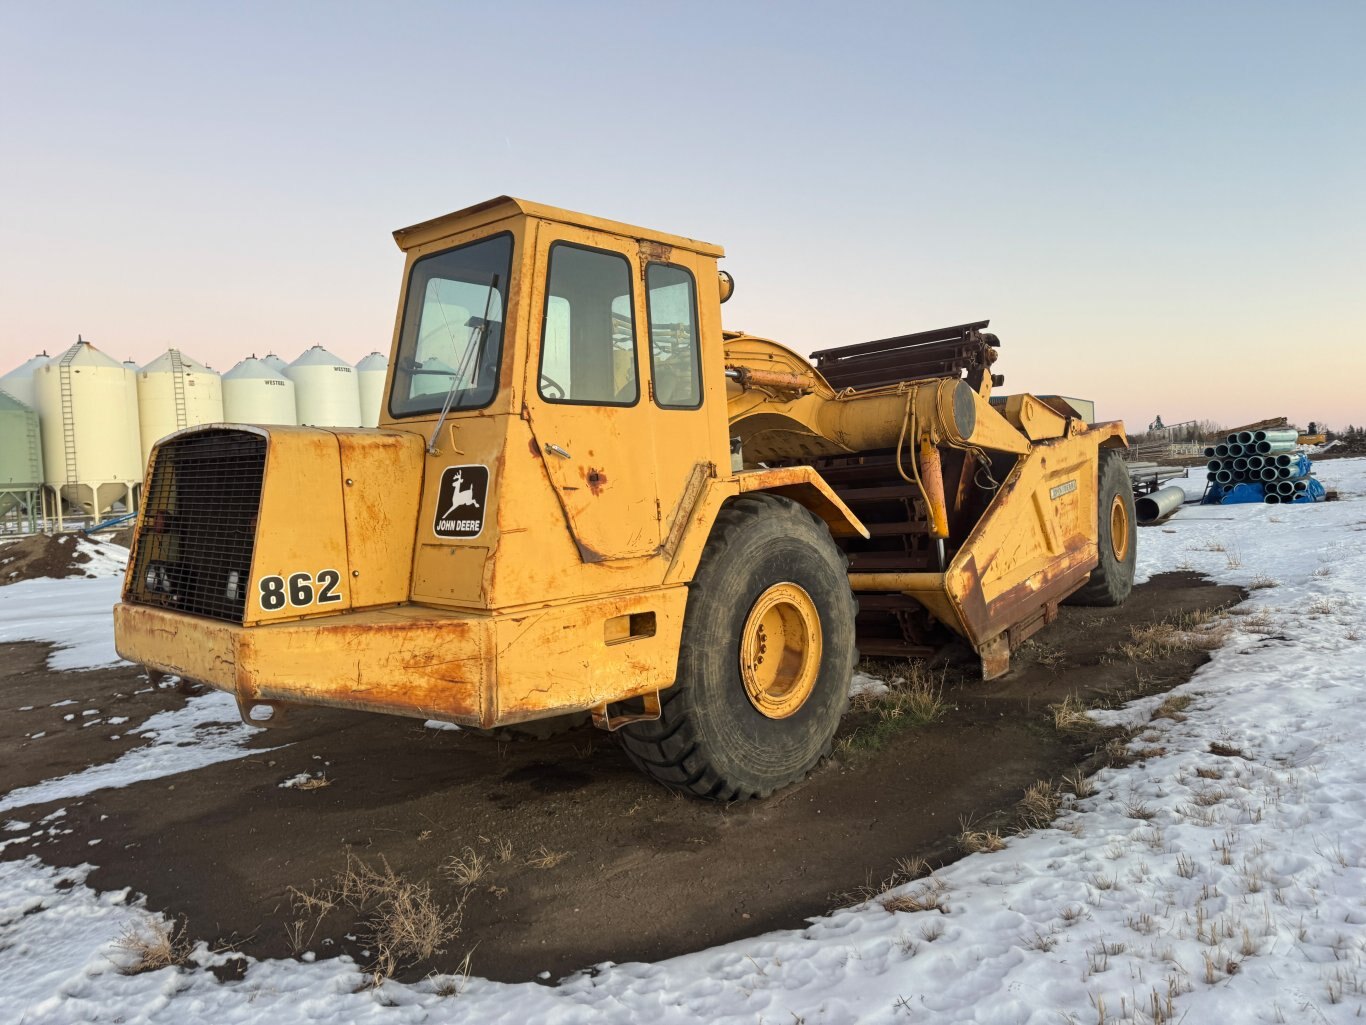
[259,570,343,611]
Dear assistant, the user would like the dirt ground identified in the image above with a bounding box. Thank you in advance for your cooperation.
[0,572,1240,984]
[0,533,120,586]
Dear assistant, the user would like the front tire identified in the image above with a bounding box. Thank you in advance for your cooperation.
[1068,449,1137,606]
[619,494,856,800]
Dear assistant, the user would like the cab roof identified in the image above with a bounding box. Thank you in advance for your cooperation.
[392,196,725,259]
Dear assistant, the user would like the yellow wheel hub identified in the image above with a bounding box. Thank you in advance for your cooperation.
[739,582,823,719]
[1110,494,1130,562]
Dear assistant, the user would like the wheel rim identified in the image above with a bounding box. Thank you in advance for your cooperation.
[739,582,823,719]
[1109,494,1130,562]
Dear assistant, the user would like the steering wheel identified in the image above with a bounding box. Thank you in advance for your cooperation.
[540,373,565,400]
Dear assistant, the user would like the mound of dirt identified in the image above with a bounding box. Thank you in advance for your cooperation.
[0,533,113,586]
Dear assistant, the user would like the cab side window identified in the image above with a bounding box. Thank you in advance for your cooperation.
[646,264,701,409]
[539,243,638,405]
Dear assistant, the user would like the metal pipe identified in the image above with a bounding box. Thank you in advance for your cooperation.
[1255,440,1296,455]
[1135,485,1187,524]
[1203,446,1217,458]
[1216,469,1233,484]
[1233,457,1249,472]
[1225,434,1239,446]
[1237,431,1254,444]
[848,571,946,592]
[1274,453,1293,468]
[1247,455,1265,470]
[1276,480,1296,497]
[1294,479,1308,492]
[1258,428,1299,444]
[1265,493,1281,504]
[1259,466,1279,481]
[1215,444,1230,457]
[1207,459,1222,472]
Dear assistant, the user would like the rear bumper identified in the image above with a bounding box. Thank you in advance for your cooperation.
[113,587,687,728]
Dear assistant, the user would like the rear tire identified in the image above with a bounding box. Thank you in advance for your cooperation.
[1068,449,1137,606]
[619,494,856,800]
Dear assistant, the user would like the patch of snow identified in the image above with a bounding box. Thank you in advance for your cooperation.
[423,719,461,732]
[848,670,889,699]
[0,576,127,670]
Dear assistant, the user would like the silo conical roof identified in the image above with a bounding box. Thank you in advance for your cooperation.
[0,353,52,409]
[140,350,213,374]
[222,356,297,425]
[285,345,362,428]
[260,353,289,373]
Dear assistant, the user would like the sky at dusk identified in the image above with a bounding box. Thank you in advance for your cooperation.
[1,2,1362,432]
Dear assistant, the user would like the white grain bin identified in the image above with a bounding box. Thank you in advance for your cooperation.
[135,349,225,466]
[260,353,289,375]
[0,391,44,517]
[35,338,143,517]
[355,352,389,427]
[0,352,51,410]
[285,345,362,428]
[221,356,297,425]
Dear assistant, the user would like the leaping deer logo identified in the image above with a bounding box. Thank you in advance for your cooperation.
[441,470,481,519]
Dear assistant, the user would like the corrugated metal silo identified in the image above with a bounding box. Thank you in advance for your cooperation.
[355,352,389,428]
[0,352,52,410]
[285,345,362,428]
[0,392,44,517]
[136,349,225,466]
[35,338,144,517]
[222,356,297,425]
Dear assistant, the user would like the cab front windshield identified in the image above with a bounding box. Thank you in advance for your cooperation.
[389,233,513,417]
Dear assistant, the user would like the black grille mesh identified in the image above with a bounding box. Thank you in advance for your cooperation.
[128,429,266,623]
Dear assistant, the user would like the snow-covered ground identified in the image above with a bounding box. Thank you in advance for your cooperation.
[3,461,1366,1024]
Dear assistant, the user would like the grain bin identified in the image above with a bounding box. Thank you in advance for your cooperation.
[222,356,297,425]
[285,345,362,428]
[0,352,51,410]
[0,392,44,518]
[35,338,143,517]
[261,353,289,375]
[355,352,389,427]
[136,349,225,465]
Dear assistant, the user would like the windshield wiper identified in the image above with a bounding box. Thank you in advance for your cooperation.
[426,274,499,455]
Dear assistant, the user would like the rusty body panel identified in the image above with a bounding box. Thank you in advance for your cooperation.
[115,583,687,727]
[115,195,1132,734]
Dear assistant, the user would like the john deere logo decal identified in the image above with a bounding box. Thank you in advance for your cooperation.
[434,465,489,539]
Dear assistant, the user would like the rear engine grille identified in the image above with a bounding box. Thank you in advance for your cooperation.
[128,429,266,624]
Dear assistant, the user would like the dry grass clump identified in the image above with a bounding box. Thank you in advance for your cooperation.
[839,662,951,757]
[113,916,194,975]
[881,874,950,915]
[442,846,488,887]
[1151,693,1194,722]
[526,844,570,869]
[1246,575,1278,590]
[1050,694,1096,733]
[1017,780,1063,829]
[958,816,1006,854]
[289,854,465,980]
[1117,610,1232,662]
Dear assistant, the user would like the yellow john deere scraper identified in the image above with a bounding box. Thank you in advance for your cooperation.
[114,197,1135,800]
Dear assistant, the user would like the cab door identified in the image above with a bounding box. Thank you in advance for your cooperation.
[525,223,662,561]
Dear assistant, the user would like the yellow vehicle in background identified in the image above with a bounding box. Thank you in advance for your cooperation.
[114,197,1134,800]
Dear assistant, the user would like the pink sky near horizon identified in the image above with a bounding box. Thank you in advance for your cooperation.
[2,3,1362,433]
